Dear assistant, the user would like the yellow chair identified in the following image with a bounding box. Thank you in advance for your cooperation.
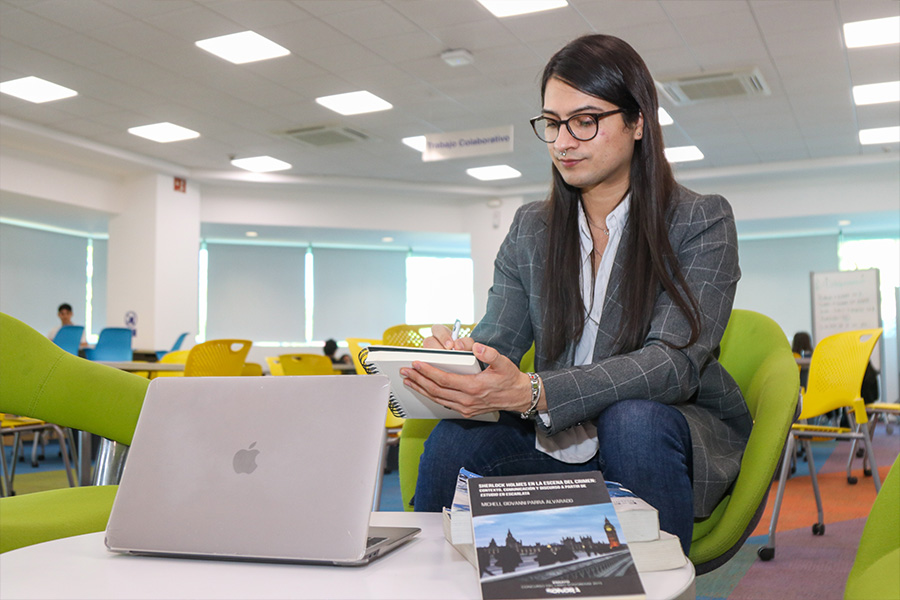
[278,353,337,376]
[150,349,189,379]
[265,356,284,376]
[241,362,263,376]
[765,328,883,550]
[381,323,476,348]
[184,339,252,377]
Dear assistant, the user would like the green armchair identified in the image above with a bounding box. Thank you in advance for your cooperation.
[0,312,148,553]
[844,456,900,600]
[397,309,800,574]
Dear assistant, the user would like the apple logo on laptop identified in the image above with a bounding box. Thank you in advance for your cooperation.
[232,442,260,474]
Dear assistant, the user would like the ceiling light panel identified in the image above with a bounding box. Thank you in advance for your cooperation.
[128,122,200,143]
[658,107,674,126]
[843,16,900,48]
[466,165,522,181]
[402,136,426,152]
[231,156,292,172]
[853,81,900,105]
[195,31,290,64]
[859,126,900,145]
[0,76,77,103]
[315,91,392,115]
[476,0,568,18]
[664,146,704,163]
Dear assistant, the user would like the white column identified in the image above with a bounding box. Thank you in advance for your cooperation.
[107,174,200,351]
[466,196,525,318]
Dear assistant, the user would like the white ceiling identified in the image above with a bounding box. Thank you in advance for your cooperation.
[1,0,899,244]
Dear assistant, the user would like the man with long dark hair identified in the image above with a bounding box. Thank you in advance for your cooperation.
[401,34,751,555]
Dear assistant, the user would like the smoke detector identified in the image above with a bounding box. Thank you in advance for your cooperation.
[441,49,474,67]
[656,67,770,105]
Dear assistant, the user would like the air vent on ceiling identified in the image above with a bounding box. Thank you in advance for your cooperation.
[656,68,770,105]
[282,125,369,147]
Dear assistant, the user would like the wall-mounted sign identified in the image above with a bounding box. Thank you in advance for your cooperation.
[422,125,514,162]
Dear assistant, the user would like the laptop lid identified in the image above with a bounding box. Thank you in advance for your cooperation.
[105,374,417,565]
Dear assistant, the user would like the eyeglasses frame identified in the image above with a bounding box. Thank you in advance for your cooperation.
[529,109,627,143]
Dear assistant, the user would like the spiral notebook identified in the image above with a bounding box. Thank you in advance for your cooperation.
[360,345,499,422]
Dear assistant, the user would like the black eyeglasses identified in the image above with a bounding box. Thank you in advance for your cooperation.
[529,109,626,143]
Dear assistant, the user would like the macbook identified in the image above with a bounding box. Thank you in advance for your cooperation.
[105,374,419,566]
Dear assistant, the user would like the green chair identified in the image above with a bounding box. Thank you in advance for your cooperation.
[844,456,900,600]
[0,313,149,553]
[397,310,800,575]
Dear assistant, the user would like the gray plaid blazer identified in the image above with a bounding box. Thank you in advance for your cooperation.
[473,185,752,518]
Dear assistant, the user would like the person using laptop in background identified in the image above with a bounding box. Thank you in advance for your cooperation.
[400,34,751,556]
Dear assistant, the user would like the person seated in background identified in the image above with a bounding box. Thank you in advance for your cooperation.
[791,331,813,358]
[46,302,87,348]
[323,338,351,365]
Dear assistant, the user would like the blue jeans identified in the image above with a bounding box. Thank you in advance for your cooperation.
[414,399,695,554]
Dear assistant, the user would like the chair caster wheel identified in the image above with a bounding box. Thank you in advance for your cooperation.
[812,523,825,535]
[863,468,872,477]
[848,476,858,484]
[757,547,774,561]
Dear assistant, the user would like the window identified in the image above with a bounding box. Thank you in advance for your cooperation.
[405,256,475,325]
[839,237,899,336]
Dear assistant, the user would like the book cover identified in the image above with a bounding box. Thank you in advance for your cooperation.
[360,345,498,422]
[468,471,645,600]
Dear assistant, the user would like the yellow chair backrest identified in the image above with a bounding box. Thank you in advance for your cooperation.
[346,338,381,375]
[800,328,882,420]
[152,349,190,378]
[381,323,476,348]
[185,339,252,377]
[265,356,284,376]
[278,353,337,376]
[241,362,263,376]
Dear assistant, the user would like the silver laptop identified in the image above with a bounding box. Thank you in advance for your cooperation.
[105,374,419,566]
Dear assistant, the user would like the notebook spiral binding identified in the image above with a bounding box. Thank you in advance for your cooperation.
[358,347,407,419]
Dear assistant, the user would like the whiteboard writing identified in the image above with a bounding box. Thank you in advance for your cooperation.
[811,269,881,369]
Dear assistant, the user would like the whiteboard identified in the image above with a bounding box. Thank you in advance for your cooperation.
[810,269,881,370]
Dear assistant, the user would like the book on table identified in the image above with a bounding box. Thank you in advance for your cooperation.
[444,472,686,579]
[359,345,498,421]
[466,470,646,600]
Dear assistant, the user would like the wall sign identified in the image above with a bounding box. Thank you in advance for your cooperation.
[422,125,514,162]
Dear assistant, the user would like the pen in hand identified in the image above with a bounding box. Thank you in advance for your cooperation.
[450,319,462,342]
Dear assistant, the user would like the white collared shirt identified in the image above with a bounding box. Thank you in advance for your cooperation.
[535,195,631,463]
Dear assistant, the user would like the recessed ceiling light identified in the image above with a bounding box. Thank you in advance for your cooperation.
[231,155,292,172]
[859,126,900,145]
[853,81,900,105]
[441,49,474,67]
[245,231,259,238]
[128,122,200,143]
[381,236,395,243]
[664,145,704,163]
[316,91,392,116]
[658,107,674,126]
[195,31,290,64]
[843,16,900,48]
[0,76,77,103]
[838,220,852,227]
[402,136,426,152]
[466,165,522,181]
[476,0,567,18]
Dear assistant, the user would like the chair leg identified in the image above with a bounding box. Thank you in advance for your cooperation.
[761,434,795,560]
[859,423,882,492]
[802,438,826,535]
[0,441,9,497]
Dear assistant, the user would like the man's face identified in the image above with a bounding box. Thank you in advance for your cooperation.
[58,308,73,325]
[541,78,643,198]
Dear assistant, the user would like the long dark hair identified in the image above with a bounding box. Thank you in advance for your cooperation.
[540,34,700,361]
